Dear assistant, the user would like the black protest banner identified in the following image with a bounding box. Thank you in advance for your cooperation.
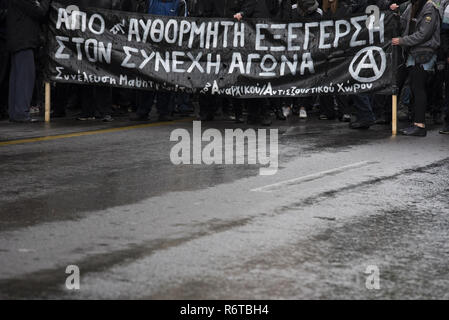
[45,2,398,97]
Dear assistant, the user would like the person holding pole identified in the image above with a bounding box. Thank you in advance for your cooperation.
[392,0,441,137]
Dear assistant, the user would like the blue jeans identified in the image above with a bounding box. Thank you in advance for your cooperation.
[406,54,437,71]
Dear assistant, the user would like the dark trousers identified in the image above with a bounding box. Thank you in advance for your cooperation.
[444,67,449,125]
[319,95,351,119]
[81,85,112,118]
[136,90,171,116]
[247,98,269,117]
[353,94,375,122]
[290,97,315,110]
[199,94,217,118]
[0,49,9,117]
[8,49,35,121]
[409,65,429,124]
[372,94,392,121]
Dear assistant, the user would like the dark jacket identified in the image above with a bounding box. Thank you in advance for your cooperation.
[133,0,186,15]
[90,0,123,9]
[0,0,7,45]
[321,0,352,18]
[199,0,241,17]
[64,0,122,9]
[239,0,282,18]
[6,0,51,53]
[400,1,440,54]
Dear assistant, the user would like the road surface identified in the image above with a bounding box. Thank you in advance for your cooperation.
[0,116,448,299]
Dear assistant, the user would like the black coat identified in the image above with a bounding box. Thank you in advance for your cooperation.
[6,0,51,53]
[240,0,281,19]
[60,0,122,9]
[57,0,130,10]
[0,0,7,45]
[198,0,241,18]
[129,0,186,15]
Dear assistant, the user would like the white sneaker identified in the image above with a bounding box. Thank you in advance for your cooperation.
[29,106,40,115]
[299,108,308,119]
[282,106,292,118]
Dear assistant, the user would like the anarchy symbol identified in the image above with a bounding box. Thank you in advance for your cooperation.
[349,46,386,83]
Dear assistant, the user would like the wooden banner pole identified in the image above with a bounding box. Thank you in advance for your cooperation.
[45,82,51,123]
[392,94,398,136]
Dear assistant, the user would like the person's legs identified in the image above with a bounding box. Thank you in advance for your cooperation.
[232,98,243,123]
[0,50,9,119]
[155,92,173,121]
[135,90,155,117]
[410,65,428,125]
[401,65,428,136]
[354,94,375,122]
[8,50,35,121]
[259,99,272,126]
[318,96,336,120]
[95,86,113,121]
[199,94,216,121]
[78,85,96,119]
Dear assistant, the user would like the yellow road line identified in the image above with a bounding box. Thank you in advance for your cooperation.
[0,118,194,147]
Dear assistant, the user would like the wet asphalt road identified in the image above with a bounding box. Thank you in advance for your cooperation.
[0,115,448,299]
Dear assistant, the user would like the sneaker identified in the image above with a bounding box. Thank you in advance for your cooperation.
[340,114,352,123]
[77,116,96,121]
[29,106,40,115]
[299,108,308,119]
[401,125,427,137]
[282,106,292,118]
[319,114,335,120]
[439,125,449,134]
[101,115,114,122]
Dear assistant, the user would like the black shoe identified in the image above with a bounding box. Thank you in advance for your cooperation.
[198,114,214,121]
[433,113,443,125]
[261,114,272,126]
[246,115,259,125]
[401,125,427,137]
[130,113,149,121]
[439,125,449,135]
[158,114,173,122]
[275,109,287,120]
[52,112,66,118]
[235,115,244,124]
[349,120,374,129]
[374,118,390,125]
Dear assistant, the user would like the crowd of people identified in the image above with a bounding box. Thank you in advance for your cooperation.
[1,0,449,137]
